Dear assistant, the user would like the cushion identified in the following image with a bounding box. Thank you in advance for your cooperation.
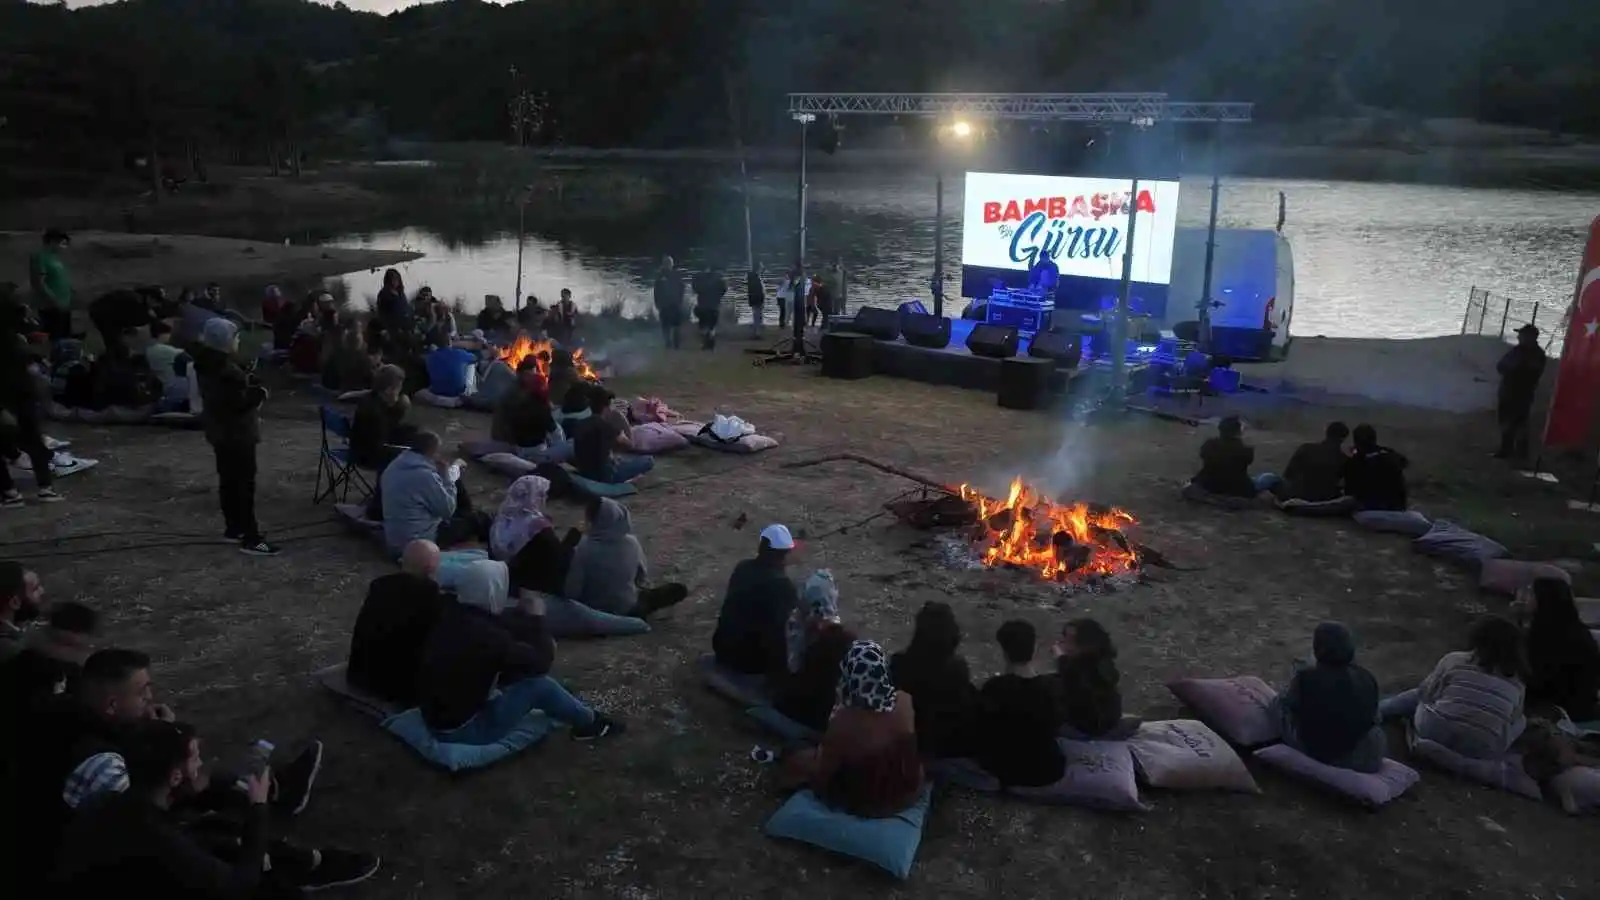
[1412,520,1509,566]
[1007,739,1147,811]
[1579,598,1600,628]
[1277,496,1358,517]
[670,421,708,438]
[1166,676,1281,747]
[148,411,201,428]
[381,705,553,772]
[542,595,651,638]
[75,405,155,425]
[480,452,541,477]
[1253,744,1420,808]
[1478,559,1572,597]
[1409,737,1541,799]
[690,432,780,454]
[463,439,518,459]
[698,654,772,707]
[414,388,465,408]
[1551,766,1600,815]
[565,470,639,498]
[763,784,933,880]
[312,663,400,721]
[745,705,822,743]
[1127,719,1261,792]
[924,756,1002,792]
[334,502,383,533]
[1181,481,1260,510]
[630,423,691,454]
[1352,509,1432,536]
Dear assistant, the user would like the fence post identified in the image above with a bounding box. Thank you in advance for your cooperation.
[1497,296,1512,339]
[1477,290,1489,334]
[1531,305,1538,328]
[1461,288,1475,334]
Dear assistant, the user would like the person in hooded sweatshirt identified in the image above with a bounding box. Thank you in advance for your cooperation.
[563,498,688,619]
[379,430,489,557]
[192,318,275,555]
[1271,622,1386,773]
[415,559,621,741]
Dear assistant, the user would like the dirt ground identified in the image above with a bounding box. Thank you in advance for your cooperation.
[7,343,1598,900]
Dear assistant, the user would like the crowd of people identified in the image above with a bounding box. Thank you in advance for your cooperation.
[1190,415,1411,512]
[652,255,849,349]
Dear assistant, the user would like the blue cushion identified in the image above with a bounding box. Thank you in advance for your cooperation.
[697,654,772,707]
[745,704,821,743]
[763,784,934,880]
[566,472,639,498]
[437,549,491,590]
[381,706,553,772]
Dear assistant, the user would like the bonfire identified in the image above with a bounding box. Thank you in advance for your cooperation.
[497,336,600,382]
[957,477,1139,580]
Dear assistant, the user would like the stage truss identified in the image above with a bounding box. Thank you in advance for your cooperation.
[786,92,1252,124]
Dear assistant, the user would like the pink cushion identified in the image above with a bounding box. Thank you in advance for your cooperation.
[1253,744,1420,807]
[1551,766,1600,815]
[1409,738,1541,799]
[1127,720,1261,793]
[1166,676,1280,746]
[629,423,690,454]
[1007,739,1147,812]
[1478,559,1571,596]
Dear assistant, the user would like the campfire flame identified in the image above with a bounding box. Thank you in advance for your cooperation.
[957,477,1139,580]
[497,336,600,382]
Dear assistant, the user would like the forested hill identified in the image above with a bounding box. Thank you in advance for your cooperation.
[1,0,1596,164]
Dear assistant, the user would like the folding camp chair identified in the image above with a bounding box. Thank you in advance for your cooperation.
[314,405,372,505]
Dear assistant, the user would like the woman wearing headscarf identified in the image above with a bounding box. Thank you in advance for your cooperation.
[492,476,582,595]
[192,318,277,556]
[890,601,977,758]
[773,571,857,732]
[563,498,687,619]
[1524,578,1600,721]
[781,640,924,818]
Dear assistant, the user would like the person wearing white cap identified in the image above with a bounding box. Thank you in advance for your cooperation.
[711,523,800,676]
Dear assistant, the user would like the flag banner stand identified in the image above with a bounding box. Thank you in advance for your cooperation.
[1527,215,1600,499]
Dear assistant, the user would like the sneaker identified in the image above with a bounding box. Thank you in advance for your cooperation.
[297,848,381,892]
[35,488,63,503]
[0,491,22,510]
[240,539,281,557]
[637,584,689,620]
[272,740,323,817]
[572,712,624,742]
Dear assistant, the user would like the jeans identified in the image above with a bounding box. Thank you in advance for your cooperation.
[1378,688,1420,720]
[1380,687,1527,758]
[435,675,594,744]
[600,455,654,484]
[542,595,651,637]
[1253,472,1283,493]
[212,440,259,540]
[0,396,54,493]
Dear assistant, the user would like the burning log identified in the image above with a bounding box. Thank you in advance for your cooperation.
[1050,531,1092,574]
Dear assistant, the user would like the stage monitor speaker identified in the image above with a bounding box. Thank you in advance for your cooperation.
[1027,330,1082,369]
[966,324,1019,359]
[821,331,875,380]
[851,306,901,342]
[997,357,1053,410]
[901,313,952,349]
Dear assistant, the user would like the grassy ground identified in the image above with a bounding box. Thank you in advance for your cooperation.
[8,341,1597,899]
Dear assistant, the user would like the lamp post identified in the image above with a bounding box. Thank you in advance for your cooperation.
[1110,177,1142,398]
[512,185,532,312]
[794,112,815,277]
[933,119,973,319]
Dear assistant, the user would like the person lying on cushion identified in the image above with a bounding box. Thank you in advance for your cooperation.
[712,525,801,676]
[974,620,1065,787]
[563,498,688,619]
[1052,618,1124,739]
[379,431,489,557]
[491,475,583,596]
[415,559,621,741]
[351,365,417,471]
[1342,424,1408,511]
[346,540,447,709]
[889,600,978,759]
[1269,622,1386,773]
[780,640,924,819]
[1523,578,1600,722]
[1282,421,1350,502]
[1380,616,1527,760]
[1190,415,1280,498]
[568,386,652,484]
[490,358,557,450]
[772,571,857,733]
[423,328,478,400]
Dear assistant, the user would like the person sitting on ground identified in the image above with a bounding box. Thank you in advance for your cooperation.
[773,571,857,732]
[563,498,688,619]
[712,525,801,676]
[569,386,651,483]
[517,295,547,335]
[0,560,48,662]
[1190,415,1279,498]
[1342,424,1409,511]
[51,718,379,896]
[781,640,924,818]
[89,288,163,362]
[1282,421,1351,502]
[350,364,416,472]
[346,540,448,709]
[1053,618,1124,739]
[476,295,515,338]
[1270,622,1385,773]
[422,297,458,343]
[423,328,478,400]
[416,559,621,741]
[491,358,558,451]
[491,475,582,596]
[0,600,97,716]
[546,350,583,417]
[889,600,978,759]
[144,320,191,412]
[547,288,578,345]
[1523,577,1600,722]
[322,328,378,393]
[974,620,1066,788]
[379,431,487,557]
[261,284,286,327]
[1380,616,1528,760]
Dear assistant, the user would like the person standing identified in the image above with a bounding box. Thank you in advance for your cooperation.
[692,264,728,350]
[0,291,59,506]
[823,258,847,317]
[775,267,805,333]
[548,288,579,345]
[1494,323,1547,460]
[653,256,686,349]
[192,319,278,556]
[746,264,766,339]
[29,230,72,343]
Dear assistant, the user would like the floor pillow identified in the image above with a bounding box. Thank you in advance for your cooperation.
[382,705,553,773]
[697,653,772,707]
[1008,739,1147,811]
[745,704,822,743]
[670,421,708,438]
[924,756,1002,792]
[1412,520,1508,566]
[480,452,541,478]
[763,784,934,881]
[1278,496,1358,517]
[1352,509,1432,536]
[631,423,690,454]
[1409,737,1542,800]
[1180,481,1260,510]
[542,595,651,638]
[334,502,384,535]
[1579,598,1600,628]
[1551,766,1600,815]
[75,405,155,425]
[43,436,69,451]
[565,470,640,498]
[1127,719,1261,793]
[463,438,518,459]
[1253,744,1419,808]
[414,388,467,408]
[313,662,400,722]
[1478,559,1572,597]
[1166,676,1281,747]
[148,411,201,428]
[690,432,780,454]
[9,452,98,481]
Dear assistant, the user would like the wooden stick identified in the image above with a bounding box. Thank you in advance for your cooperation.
[781,453,957,494]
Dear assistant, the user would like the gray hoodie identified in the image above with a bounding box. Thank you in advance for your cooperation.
[380,449,458,556]
[564,498,647,616]
[456,559,511,616]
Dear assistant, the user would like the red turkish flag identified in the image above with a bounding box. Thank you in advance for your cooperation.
[1543,215,1600,450]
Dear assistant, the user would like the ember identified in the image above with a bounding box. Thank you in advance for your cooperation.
[497,336,601,382]
[957,477,1138,580]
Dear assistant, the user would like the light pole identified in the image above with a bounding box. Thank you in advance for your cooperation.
[794,112,815,277]
[1110,177,1142,397]
[512,185,532,311]
[932,119,973,318]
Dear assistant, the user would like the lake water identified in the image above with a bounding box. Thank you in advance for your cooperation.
[327,170,1597,340]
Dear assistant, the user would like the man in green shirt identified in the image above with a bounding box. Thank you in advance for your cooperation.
[28,229,72,342]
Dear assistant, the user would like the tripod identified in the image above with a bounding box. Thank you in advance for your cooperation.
[753,294,819,366]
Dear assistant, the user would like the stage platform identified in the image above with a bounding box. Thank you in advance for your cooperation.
[862,318,1086,393]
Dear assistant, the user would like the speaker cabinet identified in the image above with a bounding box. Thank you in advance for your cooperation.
[997,357,1053,410]
[851,307,901,342]
[821,331,875,380]
[965,324,1020,359]
[901,314,952,349]
[1027,330,1082,368]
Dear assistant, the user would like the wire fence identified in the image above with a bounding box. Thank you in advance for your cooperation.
[1461,287,1569,355]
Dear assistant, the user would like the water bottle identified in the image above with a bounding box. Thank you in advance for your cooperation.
[246,739,274,777]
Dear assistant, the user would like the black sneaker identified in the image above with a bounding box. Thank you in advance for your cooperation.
[272,740,323,817]
[240,539,281,557]
[637,584,689,620]
[35,488,63,503]
[298,848,381,893]
[572,712,624,742]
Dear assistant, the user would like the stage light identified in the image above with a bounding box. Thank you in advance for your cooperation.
[951,120,973,139]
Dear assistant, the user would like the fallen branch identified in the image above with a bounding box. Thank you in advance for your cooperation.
[781,453,956,495]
